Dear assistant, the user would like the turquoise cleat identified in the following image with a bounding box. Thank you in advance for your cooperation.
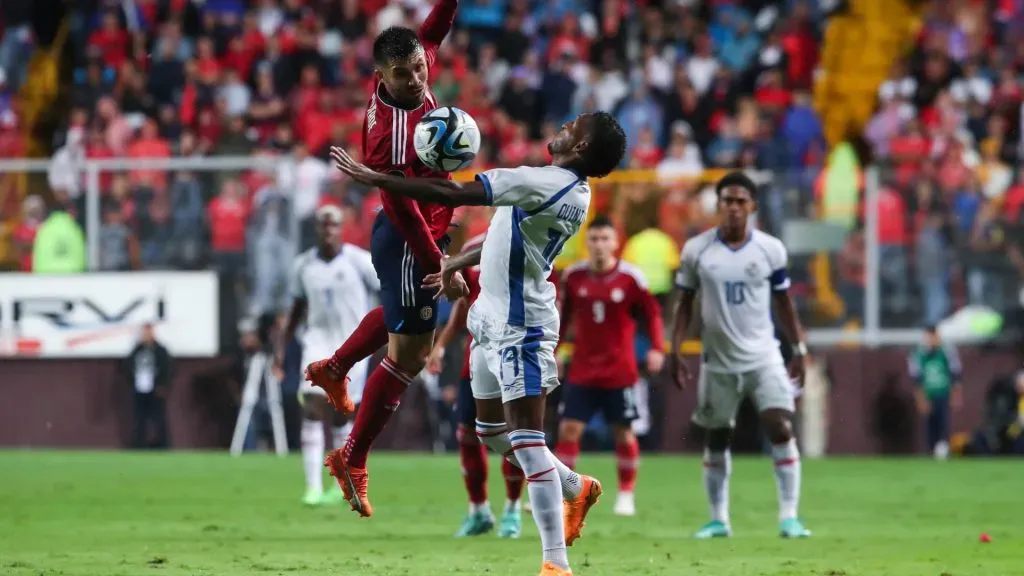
[694,520,732,539]
[496,506,522,538]
[779,517,812,538]
[301,488,323,507]
[320,485,347,506]
[455,509,495,537]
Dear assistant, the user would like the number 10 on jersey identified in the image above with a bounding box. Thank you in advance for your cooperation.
[724,281,746,305]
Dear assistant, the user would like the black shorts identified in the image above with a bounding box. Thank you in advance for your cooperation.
[560,383,638,426]
[455,376,477,426]
[371,211,449,335]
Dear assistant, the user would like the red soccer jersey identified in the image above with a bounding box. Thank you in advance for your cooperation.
[561,261,664,389]
[362,0,459,275]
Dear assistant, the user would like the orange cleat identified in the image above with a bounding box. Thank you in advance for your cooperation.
[305,359,355,414]
[539,562,573,576]
[564,475,602,547]
[324,448,373,517]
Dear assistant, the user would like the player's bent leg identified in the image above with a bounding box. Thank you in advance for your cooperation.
[695,427,734,539]
[307,307,388,414]
[320,410,354,505]
[299,395,328,506]
[760,407,810,538]
[611,425,639,517]
[506,393,571,573]
[555,419,584,471]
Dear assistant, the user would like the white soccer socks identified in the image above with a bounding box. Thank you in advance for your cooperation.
[509,429,569,571]
[771,439,801,521]
[300,419,325,494]
[475,420,582,500]
[702,448,731,524]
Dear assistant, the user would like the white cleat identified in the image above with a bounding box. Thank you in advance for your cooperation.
[613,491,636,516]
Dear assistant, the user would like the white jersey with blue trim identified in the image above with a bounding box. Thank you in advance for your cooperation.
[474,165,590,328]
[676,227,790,373]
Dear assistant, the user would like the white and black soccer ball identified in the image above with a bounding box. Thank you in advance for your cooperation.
[413,106,481,173]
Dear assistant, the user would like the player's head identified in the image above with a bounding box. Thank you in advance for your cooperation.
[586,215,619,265]
[373,27,428,107]
[924,324,940,348]
[715,171,757,233]
[315,205,343,251]
[549,112,626,178]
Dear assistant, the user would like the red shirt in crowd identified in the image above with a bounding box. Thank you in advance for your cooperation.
[877,186,908,245]
[89,26,130,70]
[207,195,250,253]
[560,261,664,388]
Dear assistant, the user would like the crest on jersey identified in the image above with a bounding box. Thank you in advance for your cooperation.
[420,306,433,321]
[745,262,760,279]
[611,288,625,303]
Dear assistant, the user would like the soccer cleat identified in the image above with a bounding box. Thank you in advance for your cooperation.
[319,484,347,505]
[779,518,812,538]
[539,562,572,576]
[694,520,732,539]
[564,475,602,546]
[301,488,323,507]
[324,448,372,517]
[305,359,355,414]
[496,506,522,538]
[454,509,495,537]
[613,491,636,516]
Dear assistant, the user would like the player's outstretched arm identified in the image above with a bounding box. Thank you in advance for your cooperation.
[419,0,459,54]
[332,146,488,206]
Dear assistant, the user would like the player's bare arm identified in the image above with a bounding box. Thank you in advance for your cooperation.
[426,296,470,374]
[771,290,807,386]
[670,288,697,389]
[332,147,489,206]
[277,298,306,375]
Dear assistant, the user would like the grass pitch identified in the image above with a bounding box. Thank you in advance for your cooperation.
[0,451,1020,575]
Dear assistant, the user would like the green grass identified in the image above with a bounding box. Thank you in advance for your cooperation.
[0,451,1020,575]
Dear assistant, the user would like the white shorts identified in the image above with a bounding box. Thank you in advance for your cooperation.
[467,308,560,403]
[691,362,795,429]
[299,345,369,405]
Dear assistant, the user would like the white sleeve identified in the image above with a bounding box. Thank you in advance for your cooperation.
[766,238,791,292]
[351,247,381,293]
[476,167,546,211]
[674,242,699,290]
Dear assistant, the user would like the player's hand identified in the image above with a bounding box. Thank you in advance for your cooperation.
[330,146,380,185]
[422,256,452,295]
[646,349,666,374]
[670,353,691,390]
[425,345,445,375]
[442,270,470,301]
[787,355,806,388]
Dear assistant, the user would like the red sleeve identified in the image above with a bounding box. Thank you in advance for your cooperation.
[419,0,458,68]
[364,118,446,273]
[632,278,664,351]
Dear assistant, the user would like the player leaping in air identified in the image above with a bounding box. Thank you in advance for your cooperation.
[332,111,628,576]
[301,0,465,518]
[556,215,665,517]
[669,171,812,540]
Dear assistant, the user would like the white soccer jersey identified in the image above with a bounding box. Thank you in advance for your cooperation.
[676,227,789,373]
[291,244,379,360]
[474,165,591,327]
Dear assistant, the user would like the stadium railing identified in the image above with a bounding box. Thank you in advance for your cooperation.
[0,158,1012,348]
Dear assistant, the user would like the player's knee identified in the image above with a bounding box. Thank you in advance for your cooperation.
[705,427,733,452]
[300,396,325,421]
[761,410,793,444]
[387,332,432,373]
[475,398,504,424]
[612,424,635,445]
[558,419,585,443]
[456,423,480,446]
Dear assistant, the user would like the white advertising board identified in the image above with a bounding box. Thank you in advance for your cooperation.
[0,272,219,358]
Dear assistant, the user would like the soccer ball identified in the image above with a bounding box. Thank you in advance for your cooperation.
[413,106,481,173]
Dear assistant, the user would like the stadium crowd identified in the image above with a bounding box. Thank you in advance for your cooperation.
[2,0,1022,336]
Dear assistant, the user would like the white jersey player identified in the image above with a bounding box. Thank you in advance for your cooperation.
[330,111,627,576]
[669,171,811,540]
[277,205,379,507]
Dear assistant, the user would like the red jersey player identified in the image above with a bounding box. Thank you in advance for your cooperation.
[555,215,665,517]
[300,0,468,518]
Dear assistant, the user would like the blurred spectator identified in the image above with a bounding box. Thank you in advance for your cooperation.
[11,196,46,272]
[49,126,86,199]
[276,141,327,247]
[97,202,139,271]
[0,2,33,89]
[208,179,251,302]
[127,119,172,190]
[122,323,174,450]
[32,197,87,274]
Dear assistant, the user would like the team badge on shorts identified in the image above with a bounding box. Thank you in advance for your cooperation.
[420,306,433,321]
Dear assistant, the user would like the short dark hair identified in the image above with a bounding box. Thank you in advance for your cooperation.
[715,171,757,198]
[373,27,423,67]
[924,324,938,334]
[588,214,614,230]
[581,112,627,178]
